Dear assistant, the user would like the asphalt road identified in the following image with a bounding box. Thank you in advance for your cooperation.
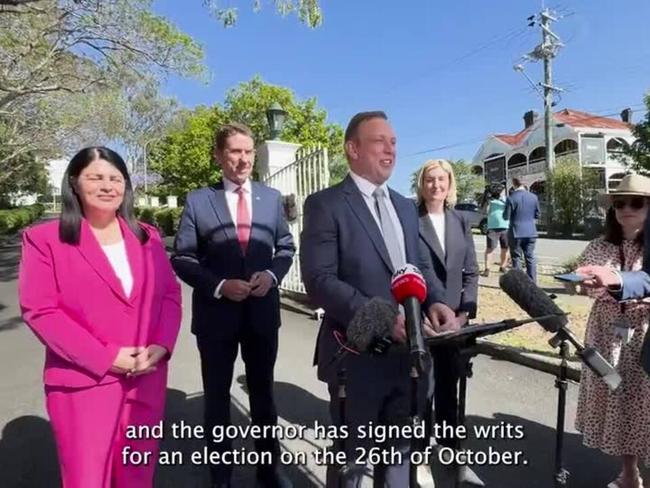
[472,234,588,269]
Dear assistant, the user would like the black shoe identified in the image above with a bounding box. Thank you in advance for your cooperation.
[211,483,231,488]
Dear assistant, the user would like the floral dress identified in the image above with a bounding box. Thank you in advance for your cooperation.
[575,237,650,462]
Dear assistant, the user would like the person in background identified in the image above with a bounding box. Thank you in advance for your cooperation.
[414,159,479,474]
[19,146,182,488]
[569,174,650,488]
[503,176,540,282]
[172,123,295,488]
[482,184,509,277]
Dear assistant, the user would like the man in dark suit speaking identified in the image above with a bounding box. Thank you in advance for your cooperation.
[172,123,295,488]
[300,111,457,487]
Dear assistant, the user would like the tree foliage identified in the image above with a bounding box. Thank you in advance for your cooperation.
[545,157,601,235]
[149,77,344,198]
[625,92,650,174]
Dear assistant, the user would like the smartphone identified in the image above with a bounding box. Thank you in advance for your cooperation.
[554,273,589,283]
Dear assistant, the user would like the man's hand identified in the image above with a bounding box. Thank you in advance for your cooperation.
[249,272,274,297]
[110,346,143,374]
[129,345,168,377]
[575,265,619,289]
[427,303,458,333]
[392,314,406,343]
[455,311,469,329]
[221,279,252,301]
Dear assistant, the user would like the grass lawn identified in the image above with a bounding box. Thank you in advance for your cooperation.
[473,273,591,357]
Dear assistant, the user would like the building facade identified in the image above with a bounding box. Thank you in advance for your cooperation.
[472,108,636,197]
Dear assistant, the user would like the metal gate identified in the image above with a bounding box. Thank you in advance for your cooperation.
[263,145,329,294]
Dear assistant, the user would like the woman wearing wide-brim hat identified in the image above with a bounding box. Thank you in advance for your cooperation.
[572,173,650,488]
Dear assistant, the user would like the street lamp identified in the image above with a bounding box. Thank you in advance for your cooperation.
[142,137,161,198]
[266,102,287,140]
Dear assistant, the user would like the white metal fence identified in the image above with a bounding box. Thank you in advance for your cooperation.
[263,145,329,294]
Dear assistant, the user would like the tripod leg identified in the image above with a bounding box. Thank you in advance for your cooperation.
[410,365,420,488]
[554,341,570,487]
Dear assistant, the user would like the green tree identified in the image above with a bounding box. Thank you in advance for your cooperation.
[148,106,226,199]
[545,157,601,236]
[150,77,344,198]
[410,159,484,202]
[625,92,650,174]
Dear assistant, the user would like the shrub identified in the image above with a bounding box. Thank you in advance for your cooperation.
[0,204,45,234]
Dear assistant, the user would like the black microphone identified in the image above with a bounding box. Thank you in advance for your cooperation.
[500,269,621,390]
[327,297,398,368]
[499,269,568,332]
[391,264,428,369]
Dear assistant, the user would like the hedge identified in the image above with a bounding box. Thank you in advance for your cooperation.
[0,204,45,234]
[134,207,184,237]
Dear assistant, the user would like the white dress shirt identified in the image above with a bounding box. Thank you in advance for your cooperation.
[214,177,277,299]
[348,171,406,264]
[428,212,446,255]
[101,240,133,297]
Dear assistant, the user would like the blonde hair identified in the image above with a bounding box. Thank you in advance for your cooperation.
[415,159,458,208]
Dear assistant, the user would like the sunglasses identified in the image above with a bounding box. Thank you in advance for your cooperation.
[612,197,646,210]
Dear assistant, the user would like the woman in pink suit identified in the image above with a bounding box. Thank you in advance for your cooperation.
[18,146,182,487]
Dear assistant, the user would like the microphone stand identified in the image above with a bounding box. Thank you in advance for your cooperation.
[337,367,348,488]
[547,325,621,488]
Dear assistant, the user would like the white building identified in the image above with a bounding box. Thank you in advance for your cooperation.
[472,108,636,196]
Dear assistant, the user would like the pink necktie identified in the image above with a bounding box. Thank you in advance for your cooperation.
[235,187,251,253]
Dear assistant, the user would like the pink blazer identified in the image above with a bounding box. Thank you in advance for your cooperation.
[19,217,182,398]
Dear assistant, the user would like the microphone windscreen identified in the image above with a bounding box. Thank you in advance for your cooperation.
[347,297,398,351]
[499,269,568,333]
[391,264,427,304]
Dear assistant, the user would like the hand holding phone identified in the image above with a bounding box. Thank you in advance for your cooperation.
[554,272,590,283]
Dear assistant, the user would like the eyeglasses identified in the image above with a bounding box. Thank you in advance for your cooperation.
[612,197,646,210]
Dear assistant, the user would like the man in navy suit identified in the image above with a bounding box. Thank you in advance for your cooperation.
[503,177,541,282]
[300,111,457,487]
[172,123,295,488]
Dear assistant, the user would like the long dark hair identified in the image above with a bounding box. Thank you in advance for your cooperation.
[59,146,148,245]
[603,206,645,246]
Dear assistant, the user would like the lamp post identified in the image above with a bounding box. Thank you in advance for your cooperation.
[266,102,287,140]
[142,137,161,198]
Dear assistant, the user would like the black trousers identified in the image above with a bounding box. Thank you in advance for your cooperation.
[432,345,461,449]
[197,323,279,484]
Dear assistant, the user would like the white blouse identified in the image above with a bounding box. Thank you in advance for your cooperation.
[428,212,446,255]
[101,240,133,297]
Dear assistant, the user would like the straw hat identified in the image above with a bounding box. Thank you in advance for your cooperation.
[597,173,650,207]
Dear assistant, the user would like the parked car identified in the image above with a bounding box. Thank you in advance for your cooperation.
[454,202,488,234]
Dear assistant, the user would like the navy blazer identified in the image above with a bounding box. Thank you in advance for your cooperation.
[300,175,445,380]
[503,189,540,239]
[418,206,479,318]
[172,180,295,337]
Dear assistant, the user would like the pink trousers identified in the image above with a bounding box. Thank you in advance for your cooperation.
[46,380,164,488]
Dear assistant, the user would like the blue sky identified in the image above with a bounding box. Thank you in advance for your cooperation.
[154,0,650,194]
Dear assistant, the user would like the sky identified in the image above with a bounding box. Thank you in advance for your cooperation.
[153,0,650,195]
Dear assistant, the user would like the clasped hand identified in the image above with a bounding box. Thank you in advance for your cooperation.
[221,272,274,302]
[391,303,461,343]
[110,345,168,377]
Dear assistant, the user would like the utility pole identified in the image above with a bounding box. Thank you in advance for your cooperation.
[515,9,564,172]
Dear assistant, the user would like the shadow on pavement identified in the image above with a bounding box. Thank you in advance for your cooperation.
[0,234,21,283]
[236,375,330,427]
[456,412,625,488]
[0,316,23,332]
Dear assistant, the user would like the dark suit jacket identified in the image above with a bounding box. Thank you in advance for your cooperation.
[503,189,540,239]
[300,175,445,381]
[418,206,479,318]
[171,180,295,337]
